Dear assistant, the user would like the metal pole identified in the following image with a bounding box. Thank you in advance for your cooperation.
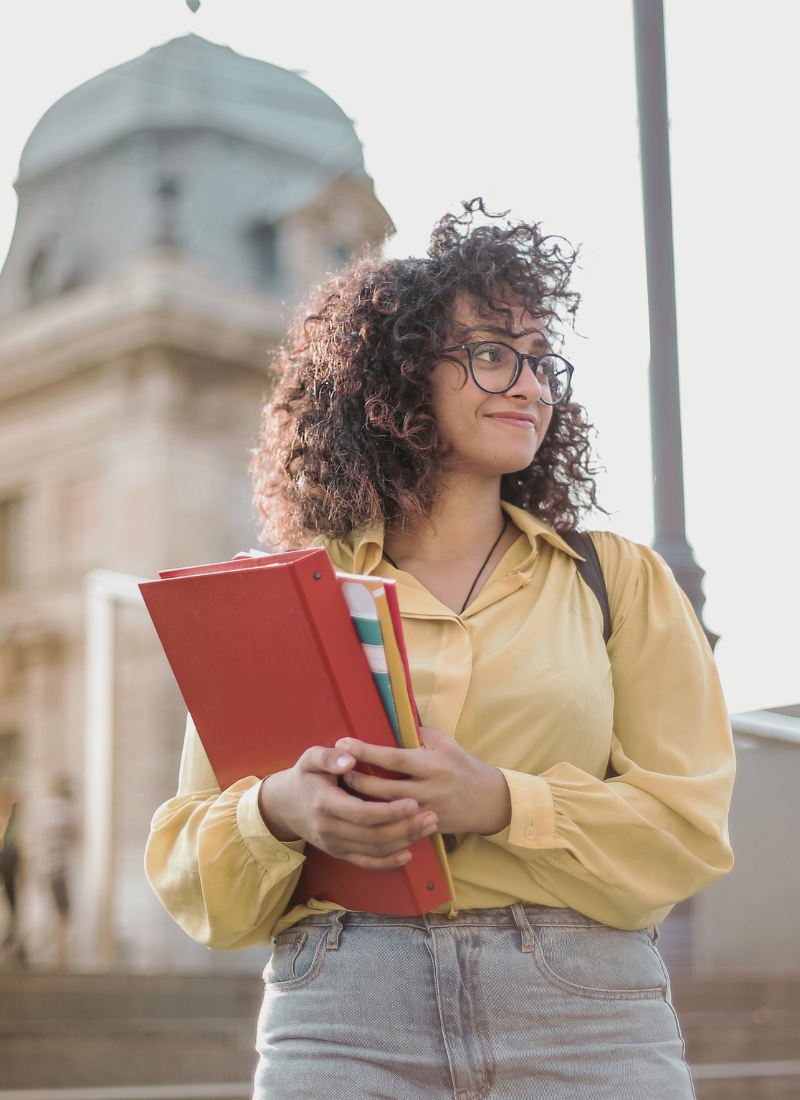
[632,0,717,646]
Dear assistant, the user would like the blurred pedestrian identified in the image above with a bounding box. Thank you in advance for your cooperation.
[0,777,23,964]
[38,776,77,968]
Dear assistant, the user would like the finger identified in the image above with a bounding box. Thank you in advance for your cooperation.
[334,737,430,777]
[298,745,356,777]
[342,770,423,803]
[324,812,439,856]
[321,785,421,826]
[344,849,414,870]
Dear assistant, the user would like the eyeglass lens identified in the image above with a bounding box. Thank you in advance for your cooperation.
[470,342,571,404]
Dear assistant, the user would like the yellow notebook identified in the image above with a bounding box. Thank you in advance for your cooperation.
[334,571,456,902]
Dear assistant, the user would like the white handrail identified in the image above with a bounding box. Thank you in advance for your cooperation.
[730,710,800,747]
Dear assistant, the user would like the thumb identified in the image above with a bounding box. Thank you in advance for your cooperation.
[298,745,355,776]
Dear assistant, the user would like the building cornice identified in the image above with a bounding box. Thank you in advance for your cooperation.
[0,250,285,402]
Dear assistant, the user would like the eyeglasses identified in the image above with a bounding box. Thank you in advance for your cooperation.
[444,341,574,405]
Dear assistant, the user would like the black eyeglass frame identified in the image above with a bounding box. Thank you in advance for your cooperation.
[444,341,574,405]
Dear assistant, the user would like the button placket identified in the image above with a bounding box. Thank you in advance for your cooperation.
[422,618,473,740]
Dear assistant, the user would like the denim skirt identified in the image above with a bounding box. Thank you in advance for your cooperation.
[254,904,695,1100]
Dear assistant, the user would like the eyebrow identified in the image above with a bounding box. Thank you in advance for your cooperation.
[464,325,550,348]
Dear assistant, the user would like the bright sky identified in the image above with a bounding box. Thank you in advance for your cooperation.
[1,0,797,714]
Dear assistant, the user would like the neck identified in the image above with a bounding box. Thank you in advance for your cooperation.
[385,470,505,565]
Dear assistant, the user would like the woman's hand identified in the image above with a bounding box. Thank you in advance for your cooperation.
[338,729,512,837]
[257,746,439,870]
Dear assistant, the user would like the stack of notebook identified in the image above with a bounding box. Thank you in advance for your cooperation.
[140,546,453,916]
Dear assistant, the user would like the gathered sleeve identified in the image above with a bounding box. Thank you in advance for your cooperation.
[484,533,735,930]
[144,714,307,949]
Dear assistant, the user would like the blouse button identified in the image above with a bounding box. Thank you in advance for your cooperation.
[276,851,290,861]
[524,825,538,840]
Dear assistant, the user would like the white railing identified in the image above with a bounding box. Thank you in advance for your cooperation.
[81,569,149,968]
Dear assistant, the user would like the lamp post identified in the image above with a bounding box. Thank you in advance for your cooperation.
[632,0,717,647]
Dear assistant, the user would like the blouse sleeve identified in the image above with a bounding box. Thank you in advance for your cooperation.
[144,714,307,949]
[484,533,736,930]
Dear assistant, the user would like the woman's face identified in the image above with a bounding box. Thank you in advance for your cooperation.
[429,295,554,481]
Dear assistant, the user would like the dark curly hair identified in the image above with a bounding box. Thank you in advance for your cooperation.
[252,200,602,547]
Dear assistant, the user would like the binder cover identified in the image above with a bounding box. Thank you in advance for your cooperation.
[140,548,450,916]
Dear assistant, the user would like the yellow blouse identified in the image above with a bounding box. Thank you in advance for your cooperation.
[145,503,735,948]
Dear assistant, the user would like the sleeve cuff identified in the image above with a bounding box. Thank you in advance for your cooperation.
[483,769,557,854]
[236,781,307,872]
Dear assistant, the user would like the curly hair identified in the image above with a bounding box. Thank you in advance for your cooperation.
[252,200,602,547]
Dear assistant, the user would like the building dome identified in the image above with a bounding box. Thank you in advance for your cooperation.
[18,35,365,184]
[0,35,390,315]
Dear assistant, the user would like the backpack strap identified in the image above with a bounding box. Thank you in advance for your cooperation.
[559,530,612,645]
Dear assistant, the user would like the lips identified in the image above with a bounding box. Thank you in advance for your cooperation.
[485,412,538,429]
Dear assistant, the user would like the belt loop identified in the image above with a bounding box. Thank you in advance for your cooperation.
[511,903,535,953]
[327,911,343,950]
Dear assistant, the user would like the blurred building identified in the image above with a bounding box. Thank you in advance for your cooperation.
[0,34,391,971]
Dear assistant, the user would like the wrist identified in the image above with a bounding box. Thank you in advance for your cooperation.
[257,773,301,842]
[475,767,512,836]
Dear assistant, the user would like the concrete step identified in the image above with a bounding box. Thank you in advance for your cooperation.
[5,971,800,1095]
[691,1068,800,1100]
[0,974,263,1089]
[0,974,263,1022]
[672,977,800,1012]
[671,978,800,1099]
[0,1028,258,1090]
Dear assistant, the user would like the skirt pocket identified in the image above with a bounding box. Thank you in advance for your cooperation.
[264,925,331,991]
[531,924,667,1001]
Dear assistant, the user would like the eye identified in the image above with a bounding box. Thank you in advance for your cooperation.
[473,343,504,365]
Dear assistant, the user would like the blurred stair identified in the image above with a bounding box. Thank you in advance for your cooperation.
[672,976,800,1100]
[4,971,800,1099]
[0,973,263,1091]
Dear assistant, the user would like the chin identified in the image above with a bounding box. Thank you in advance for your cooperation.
[499,449,539,474]
[480,457,536,480]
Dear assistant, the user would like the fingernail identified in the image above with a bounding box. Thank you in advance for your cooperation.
[336,754,353,768]
[422,822,437,837]
[397,852,411,865]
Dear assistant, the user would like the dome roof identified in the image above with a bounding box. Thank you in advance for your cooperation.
[18,35,365,183]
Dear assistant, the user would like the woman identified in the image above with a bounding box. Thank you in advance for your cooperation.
[146,201,735,1099]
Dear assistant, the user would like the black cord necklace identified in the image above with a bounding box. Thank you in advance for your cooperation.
[382,514,509,615]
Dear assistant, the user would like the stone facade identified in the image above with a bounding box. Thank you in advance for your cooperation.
[0,35,391,971]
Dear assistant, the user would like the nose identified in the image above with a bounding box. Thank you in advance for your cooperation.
[509,358,544,402]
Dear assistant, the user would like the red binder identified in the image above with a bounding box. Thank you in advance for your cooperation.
[140,547,450,916]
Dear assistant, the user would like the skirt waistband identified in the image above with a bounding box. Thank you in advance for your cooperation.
[287,904,617,933]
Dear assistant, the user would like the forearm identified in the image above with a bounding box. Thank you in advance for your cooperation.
[145,778,305,949]
[481,761,733,926]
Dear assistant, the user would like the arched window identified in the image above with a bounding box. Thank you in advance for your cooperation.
[0,730,22,779]
[0,496,22,590]
[330,243,350,268]
[248,221,279,285]
[28,249,50,302]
